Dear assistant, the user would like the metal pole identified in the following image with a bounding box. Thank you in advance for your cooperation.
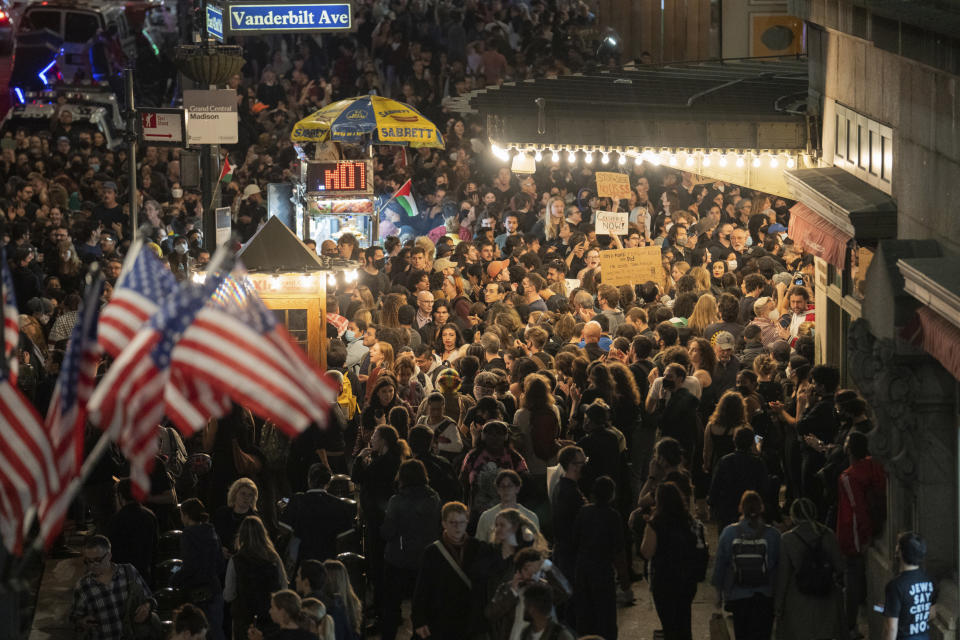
[125,69,138,246]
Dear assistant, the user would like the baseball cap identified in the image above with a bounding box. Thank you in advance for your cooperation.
[713,330,735,351]
[102,181,118,192]
[486,259,509,279]
[434,258,456,273]
[768,223,788,233]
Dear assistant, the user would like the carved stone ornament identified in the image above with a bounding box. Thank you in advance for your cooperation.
[847,318,918,483]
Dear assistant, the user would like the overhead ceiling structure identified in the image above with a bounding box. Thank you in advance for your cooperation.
[451,58,812,197]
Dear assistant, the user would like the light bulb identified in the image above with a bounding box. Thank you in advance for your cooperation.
[669,154,678,166]
[634,156,642,165]
[769,157,779,168]
[786,157,796,168]
[534,150,542,162]
[618,154,627,165]
[736,156,745,168]
[601,152,609,164]
[719,155,728,167]
[685,154,695,167]
[568,150,576,163]
[585,152,594,164]
[702,156,711,167]
[752,156,761,168]
[552,150,560,163]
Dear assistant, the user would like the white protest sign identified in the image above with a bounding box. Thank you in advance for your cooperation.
[183,89,238,145]
[595,210,629,236]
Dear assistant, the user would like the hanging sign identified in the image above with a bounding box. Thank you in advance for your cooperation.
[206,5,224,41]
[183,90,238,145]
[225,2,352,34]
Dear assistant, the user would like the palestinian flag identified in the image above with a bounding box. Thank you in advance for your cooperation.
[218,155,233,184]
[392,179,418,218]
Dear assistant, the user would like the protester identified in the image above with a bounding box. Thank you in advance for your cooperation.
[1,8,905,640]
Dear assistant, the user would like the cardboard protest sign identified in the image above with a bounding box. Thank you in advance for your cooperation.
[600,246,665,288]
[595,210,629,236]
[595,171,631,200]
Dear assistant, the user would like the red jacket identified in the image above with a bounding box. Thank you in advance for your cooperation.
[836,456,886,555]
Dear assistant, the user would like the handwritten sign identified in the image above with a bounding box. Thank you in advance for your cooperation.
[601,246,665,288]
[595,210,628,236]
[595,171,631,200]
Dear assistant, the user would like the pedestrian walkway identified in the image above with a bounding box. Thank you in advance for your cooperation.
[28,555,83,640]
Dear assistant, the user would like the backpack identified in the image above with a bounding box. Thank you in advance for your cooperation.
[731,524,769,588]
[530,408,560,462]
[689,519,710,583]
[794,530,835,597]
[337,373,358,420]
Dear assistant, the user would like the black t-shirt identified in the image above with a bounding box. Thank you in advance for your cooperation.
[93,203,125,228]
[884,568,935,639]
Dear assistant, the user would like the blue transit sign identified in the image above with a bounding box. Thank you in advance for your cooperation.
[225,3,352,34]
[206,5,224,41]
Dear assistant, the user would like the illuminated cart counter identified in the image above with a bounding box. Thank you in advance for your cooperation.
[237,216,360,370]
[296,158,378,248]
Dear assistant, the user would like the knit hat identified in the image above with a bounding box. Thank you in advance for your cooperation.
[436,368,461,393]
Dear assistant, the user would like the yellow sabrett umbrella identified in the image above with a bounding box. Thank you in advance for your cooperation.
[291,95,444,148]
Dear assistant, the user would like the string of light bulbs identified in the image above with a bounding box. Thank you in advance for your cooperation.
[490,143,799,170]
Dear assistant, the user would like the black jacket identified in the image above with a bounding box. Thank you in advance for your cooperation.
[708,450,769,527]
[412,538,487,637]
[107,502,158,584]
[280,489,356,562]
[381,485,441,569]
[654,387,700,462]
[173,522,224,591]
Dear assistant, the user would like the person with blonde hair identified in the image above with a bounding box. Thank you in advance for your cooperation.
[300,597,335,640]
[535,195,566,242]
[322,559,363,639]
[214,478,259,557]
[224,516,286,639]
[687,266,712,293]
[244,590,314,639]
[687,293,719,337]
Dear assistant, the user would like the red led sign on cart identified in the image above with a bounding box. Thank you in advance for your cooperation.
[304,160,373,196]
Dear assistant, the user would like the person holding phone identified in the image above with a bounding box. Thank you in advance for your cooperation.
[781,285,815,342]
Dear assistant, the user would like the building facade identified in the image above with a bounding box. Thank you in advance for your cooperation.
[787,0,960,635]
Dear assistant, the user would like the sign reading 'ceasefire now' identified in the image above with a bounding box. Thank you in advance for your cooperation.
[227,3,352,33]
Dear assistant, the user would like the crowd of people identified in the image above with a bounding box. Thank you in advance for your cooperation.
[0,1,936,640]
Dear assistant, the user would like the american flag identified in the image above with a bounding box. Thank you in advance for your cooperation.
[37,276,104,548]
[99,244,229,435]
[2,249,19,383]
[88,273,227,496]
[97,243,178,358]
[0,250,58,553]
[171,272,338,437]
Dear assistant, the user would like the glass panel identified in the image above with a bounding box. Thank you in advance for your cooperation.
[65,12,101,42]
[20,9,61,34]
[274,308,309,352]
[835,114,843,158]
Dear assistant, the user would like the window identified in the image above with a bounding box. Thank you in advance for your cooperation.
[20,9,61,34]
[831,102,894,194]
[64,12,101,43]
[273,308,309,352]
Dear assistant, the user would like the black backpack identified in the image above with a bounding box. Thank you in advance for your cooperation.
[688,519,710,583]
[794,530,836,597]
[731,524,768,588]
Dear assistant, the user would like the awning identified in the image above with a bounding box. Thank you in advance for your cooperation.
[788,202,852,270]
[898,255,960,329]
[916,307,960,381]
[783,167,897,239]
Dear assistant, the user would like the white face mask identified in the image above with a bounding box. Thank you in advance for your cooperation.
[171,188,183,199]
[174,244,188,255]
[768,310,780,321]
[727,259,738,271]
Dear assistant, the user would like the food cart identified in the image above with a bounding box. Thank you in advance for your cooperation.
[236,216,359,370]
[297,158,378,248]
